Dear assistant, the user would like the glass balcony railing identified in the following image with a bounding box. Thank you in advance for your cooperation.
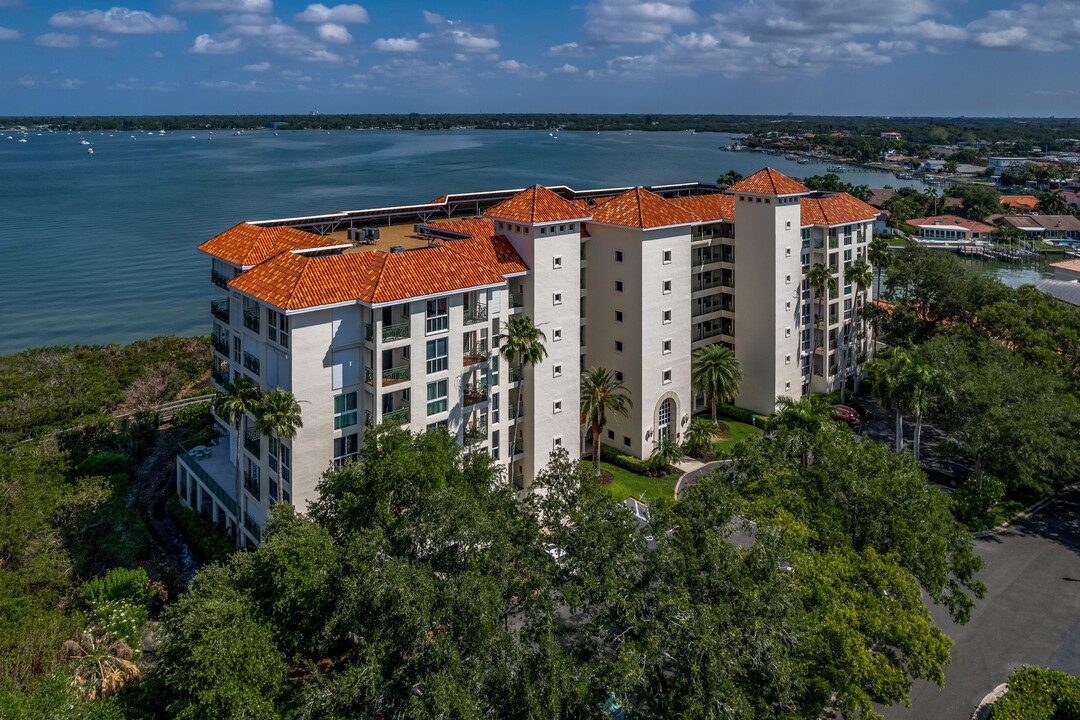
[509,366,521,383]
[211,367,229,388]
[383,407,410,425]
[829,314,839,325]
[177,443,236,515]
[509,292,524,309]
[464,305,488,325]
[211,334,229,355]
[243,514,261,542]
[243,310,260,333]
[243,351,260,375]
[211,269,229,289]
[244,471,260,500]
[211,299,230,324]
[244,427,260,458]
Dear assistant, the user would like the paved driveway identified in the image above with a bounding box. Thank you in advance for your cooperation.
[878,484,1080,719]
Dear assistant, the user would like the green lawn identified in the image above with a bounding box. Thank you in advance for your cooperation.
[589,461,680,503]
[705,414,764,459]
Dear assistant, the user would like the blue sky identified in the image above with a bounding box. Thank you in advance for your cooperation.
[1,0,1079,116]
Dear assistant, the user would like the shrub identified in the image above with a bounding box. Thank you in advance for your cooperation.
[952,474,1006,525]
[77,567,151,608]
[172,401,212,428]
[74,452,130,478]
[600,444,651,475]
[988,666,1080,719]
[716,404,758,425]
[167,494,234,564]
[87,599,149,651]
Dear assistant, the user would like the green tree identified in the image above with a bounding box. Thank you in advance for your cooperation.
[717,169,742,186]
[682,415,715,459]
[691,343,743,424]
[254,388,303,502]
[843,258,874,398]
[1036,191,1072,215]
[767,394,839,464]
[808,262,837,380]
[866,349,914,452]
[496,315,547,483]
[213,376,262,546]
[868,234,892,300]
[951,184,1003,222]
[942,159,959,175]
[580,367,633,477]
[802,173,871,202]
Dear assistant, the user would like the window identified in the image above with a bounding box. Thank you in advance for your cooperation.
[233,336,241,362]
[615,281,624,292]
[334,392,358,429]
[427,379,448,415]
[615,340,624,352]
[623,436,631,447]
[663,250,672,264]
[786,354,792,365]
[333,434,358,466]
[663,369,672,384]
[615,310,623,322]
[785,327,791,338]
[553,292,563,305]
[280,444,290,486]
[553,364,562,377]
[267,311,289,348]
[553,436,563,448]
[553,400,562,414]
[662,309,672,324]
[785,247,791,257]
[662,339,672,354]
[425,298,448,334]
[786,300,792,311]
[785,274,792,284]
[662,280,672,294]
[553,256,562,269]
[615,371,624,382]
[426,337,448,374]
[553,328,563,342]
[268,436,279,473]
[607,429,615,440]
[244,457,260,500]
[615,250,624,262]
[785,220,792,230]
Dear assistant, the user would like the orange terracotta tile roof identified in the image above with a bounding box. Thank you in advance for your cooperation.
[1000,195,1038,209]
[429,194,448,204]
[800,193,878,226]
[484,185,590,223]
[906,214,994,233]
[424,218,530,275]
[590,195,617,205]
[1049,258,1080,272]
[728,168,810,196]
[667,194,735,222]
[589,187,699,228]
[229,243,511,310]
[198,223,344,267]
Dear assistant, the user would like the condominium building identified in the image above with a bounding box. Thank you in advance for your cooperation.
[176,168,877,546]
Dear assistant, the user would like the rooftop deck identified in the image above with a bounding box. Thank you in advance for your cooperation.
[326,223,436,254]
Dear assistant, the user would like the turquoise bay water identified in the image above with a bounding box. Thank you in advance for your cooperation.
[0,129,1039,354]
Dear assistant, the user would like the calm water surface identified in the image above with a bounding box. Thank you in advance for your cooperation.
[0,129,1043,354]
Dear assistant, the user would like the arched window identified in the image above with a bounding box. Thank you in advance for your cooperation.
[658,398,673,440]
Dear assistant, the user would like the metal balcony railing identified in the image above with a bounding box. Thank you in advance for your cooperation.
[464,420,488,444]
[243,351,260,375]
[244,427,260,458]
[366,365,410,385]
[382,322,410,341]
[211,299,230,324]
[463,340,488,365]
[243,309,260,333]
[244,514,261,542]
[383,407,410,425]
[464,305,488,325]
[464,381,489,406]
[211,334,229,355]
[211,269,229,289]
[512,473,526,488]
[243,471,260,500]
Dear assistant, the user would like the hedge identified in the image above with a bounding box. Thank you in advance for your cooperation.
[600,444,651,475]
[716,404,759,425]
[989,666,1080,719]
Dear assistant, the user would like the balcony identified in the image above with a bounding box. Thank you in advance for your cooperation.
[509,292,524,309]
[211,299,230,324]
[211,334,229,356]
[211,269,229,289]
[211,366,229,388]
[464,381,489,406]
[464,305,488,325]
[243,514,261,543]
[244,427,260,458]
[244,471,260,500]
[243,309,260,333]
[463,340,488,366]
[177,442,236,516]
[509,365,522,384]
[365,365,410,386]
[828,314,838,325]
[382,322,410,341]
[512,473,526,488]
[464,419,488,444]
[383,407,410,425]
[243,351,260,375]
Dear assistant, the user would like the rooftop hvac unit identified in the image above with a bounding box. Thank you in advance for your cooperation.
[347,227,357,242]
[390,245,406,253]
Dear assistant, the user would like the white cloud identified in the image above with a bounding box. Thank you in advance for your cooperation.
[152,50,164,57]
[190,33,242,53]
[963,2,1076,52]
[243,61,271,70]
[301,48,341,62]
[17,76,35,87]
[60,78,86,89]
[415,12,499,52]
[0,26,20,40]
[295,3,368,24]
[198,79,261,90]
[316,22,351,43]
[422,11,444,25]
[373,36,419,52]
[338,72,370,89]
[548,41,588,57]
[89,35,119,48]
[553,63,579,73]
[894,20,968,42]
[50,7,184,34]
[171,0,271,12]
[585,0,696,44]
[36,33,80,48]
[497,59,546,78]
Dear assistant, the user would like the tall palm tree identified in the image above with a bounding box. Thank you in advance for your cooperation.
[767,394,838,465]
[906,359,932,463]
[496,314,547,484]
[580,367,633,477]
[807,262,836,385]
[213,375,262,546]
[867,235,892,301]
[866,350,913,453]
[255,388,304,502]
[691,344,743,425]
[843,258,874,398]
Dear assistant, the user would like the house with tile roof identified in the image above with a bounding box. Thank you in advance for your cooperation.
[179,168,878,546]
[906,215,995,242]
[998,214,1080,242]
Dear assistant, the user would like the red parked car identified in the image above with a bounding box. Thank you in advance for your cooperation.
[832,404,860,428]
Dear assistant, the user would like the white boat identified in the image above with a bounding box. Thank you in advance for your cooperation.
[87,148,94,155]
[80,140,91,145]
[18,138,27,143]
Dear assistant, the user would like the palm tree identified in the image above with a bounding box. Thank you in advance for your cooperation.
[691,344,743,425]
[580,367,633,477]
[843,258,874,398]
[255,388,304,502]
[906,359,932,462]
[866,350,913,453]
[867,235,892,301]
[807,262,836,385]
[683,415,715,459]
[213,375,262,546]
[496,314,547,484]
[767,394,838,465]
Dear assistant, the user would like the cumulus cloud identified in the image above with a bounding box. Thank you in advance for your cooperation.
[295,3,368,24]
[50,7,185,34]
[151,50,164,57]
[894,20,968,41]
[547,41,588,57]
[89,35,120,47]
[585,0,696,44]
[373,36,419,52]
[553,63,579,73]
[0,25,21,40]
[60,78,86,89]
[243,61,271,70]
[17,76,35,86]
[216,14,344,61]
[36,33,80,48]
[171,0,271,12]
[416,12,499,52]
[316,22,351,43]
[497,58,546,78]
[190,33,242,53]
[198,79,261,89]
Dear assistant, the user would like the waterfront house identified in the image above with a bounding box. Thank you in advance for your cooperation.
[905,215,994,241]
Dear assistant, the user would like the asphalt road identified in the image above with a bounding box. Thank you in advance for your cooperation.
[878,484,1080,719]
